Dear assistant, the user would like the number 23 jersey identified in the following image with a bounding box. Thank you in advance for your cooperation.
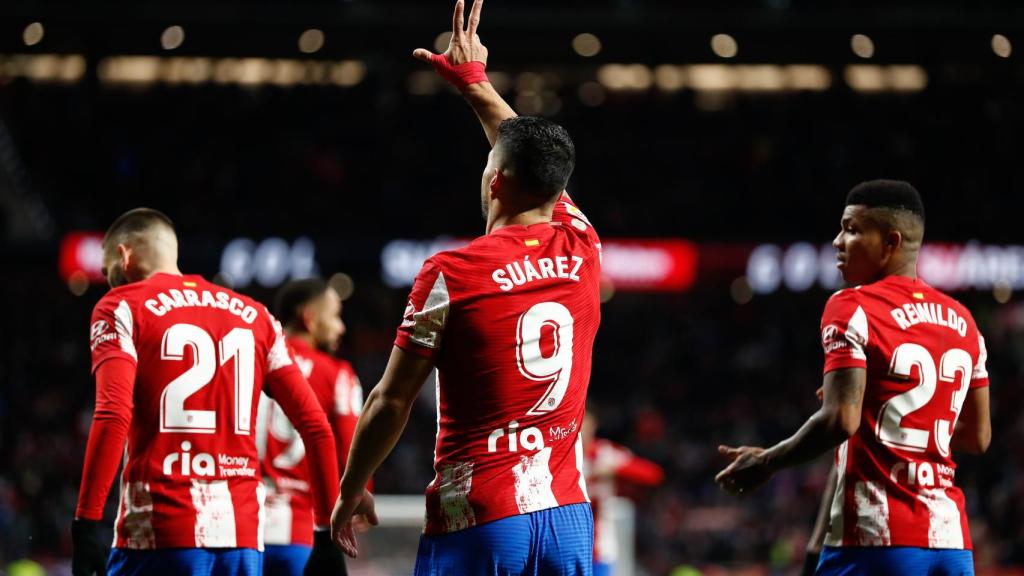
[396,193,601,535]
[820,275,989,549]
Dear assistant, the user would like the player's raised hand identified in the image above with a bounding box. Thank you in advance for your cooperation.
[330,488,379,558]
[715,445,774,496]
[413,0,488,71]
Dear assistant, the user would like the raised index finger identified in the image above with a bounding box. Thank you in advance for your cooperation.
[452,0,466,37]
[467,0,483,36]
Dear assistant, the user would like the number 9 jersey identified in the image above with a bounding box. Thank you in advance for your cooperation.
[86,273,308,550]
[395,193,601,535]
[819,275,989,550]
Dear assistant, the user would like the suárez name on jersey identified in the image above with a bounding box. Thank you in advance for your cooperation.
[492,255,584,292]
[890,301,968,337]
[145,288,259,324]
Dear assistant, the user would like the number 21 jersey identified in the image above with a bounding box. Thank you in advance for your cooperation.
[396,193,601,535]
[89,273,301,550]
[820,275,988,549]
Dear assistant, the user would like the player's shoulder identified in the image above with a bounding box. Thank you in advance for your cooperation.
[92,278,153,315]
[423,237,494,277]
[300,342,340,372]
[824,286,863,309]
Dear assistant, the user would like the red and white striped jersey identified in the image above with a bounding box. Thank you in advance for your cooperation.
[820,275,989,549]
[86,273,334,550]
[256,337,363,546]
[396,193,602,535]
[584,438,663,564]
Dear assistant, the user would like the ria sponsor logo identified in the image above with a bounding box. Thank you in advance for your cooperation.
[162,441,255,478]
[890,460,955,489]
[488,421,545,453]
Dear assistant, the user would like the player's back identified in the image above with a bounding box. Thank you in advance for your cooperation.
[396,194,601,534]
[89,272,294,550]
[820,275,988,549]
[257,336,362,547]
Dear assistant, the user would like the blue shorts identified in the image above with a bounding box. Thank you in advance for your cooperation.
[108,548,262,576]
[414,503,594,576]
[263,544,312,576]
[816,546,974,576]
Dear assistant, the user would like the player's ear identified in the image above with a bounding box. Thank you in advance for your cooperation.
[489,170,503,196]
[301,306,316,332]
[886,229,903,250]
[116,243,131,269]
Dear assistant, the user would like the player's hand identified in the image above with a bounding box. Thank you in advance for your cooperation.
[412,0,489,68]
[816,386,825,402]
[330,487,378,558]
[71,518,108,576]
[715,445,774,496]
[304,529,349,576]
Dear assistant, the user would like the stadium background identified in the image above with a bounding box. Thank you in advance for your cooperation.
[2,0,1024,574]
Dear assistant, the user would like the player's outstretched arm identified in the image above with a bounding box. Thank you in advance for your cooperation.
[331,346,435,557]
[716,367,865,495]
[951,387,991,455]
[413,0,516,147]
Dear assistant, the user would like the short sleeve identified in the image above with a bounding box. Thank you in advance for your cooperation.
[971,333,989,389]
[394,258,450,359]
[820,290,870,374]
[264,308,296,375]
[90,296,138,373]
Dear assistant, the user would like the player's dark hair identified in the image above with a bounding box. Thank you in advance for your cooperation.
[275,278,330,330]
[845,180,925,223]
[103,207,176,246]
[495,116,575,201]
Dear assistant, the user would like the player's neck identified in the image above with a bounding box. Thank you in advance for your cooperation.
[486,206,554,235]
[142,264,183,280]
[882,257,918,282]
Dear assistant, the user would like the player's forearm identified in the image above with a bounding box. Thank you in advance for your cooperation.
[762,409,852,472]
[951,420,991,455]
[299,422,341,526]
[339,387,414,495]
[267,369,341,525]
[76,419,130,519]
[462,82,516,147]
[76,359,135,519]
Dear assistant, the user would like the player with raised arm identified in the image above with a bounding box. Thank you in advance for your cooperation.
[71,208,346,576]
[715,181,991,575]
[256,278,365,575]
[330,1,601,574]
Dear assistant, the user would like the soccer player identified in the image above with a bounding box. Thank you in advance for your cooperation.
[257,278,364,575]
[715,181,991,575]
[582,410,664,576]
[71,208,346,576]
[330,1,601,573]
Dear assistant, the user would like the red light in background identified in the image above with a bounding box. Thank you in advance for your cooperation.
[59,232,106,284]
[601,239,698,292]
